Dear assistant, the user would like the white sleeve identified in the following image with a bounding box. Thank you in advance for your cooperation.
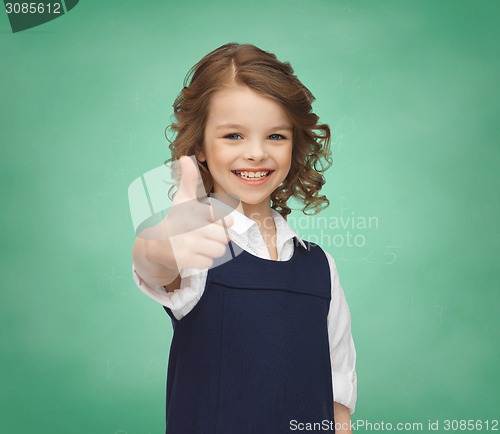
[131,263,207,321]
[324,250,357,415]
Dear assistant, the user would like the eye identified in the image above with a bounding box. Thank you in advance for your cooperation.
[224,133,242,140]
[269,134,285,140]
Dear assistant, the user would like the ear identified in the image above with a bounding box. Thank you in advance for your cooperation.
[197,150,206,163]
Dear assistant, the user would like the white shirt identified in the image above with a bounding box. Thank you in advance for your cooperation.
[132,199,357,415]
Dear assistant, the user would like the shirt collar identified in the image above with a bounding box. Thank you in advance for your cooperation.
[203,196,307,250]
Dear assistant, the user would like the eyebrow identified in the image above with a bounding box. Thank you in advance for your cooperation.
[215,123,293,132]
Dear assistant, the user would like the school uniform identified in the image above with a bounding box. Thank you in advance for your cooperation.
[132,197,357,433]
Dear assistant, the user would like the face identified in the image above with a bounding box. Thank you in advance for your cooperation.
[199,85,293,219]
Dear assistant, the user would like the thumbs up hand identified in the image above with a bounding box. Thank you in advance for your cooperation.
[132,155,236,287]
[164,155,234,274]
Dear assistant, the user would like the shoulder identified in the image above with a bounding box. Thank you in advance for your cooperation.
[320,248,339,276]
[301,242,342,290]
[295,240,335,291]
[301,240,336,269]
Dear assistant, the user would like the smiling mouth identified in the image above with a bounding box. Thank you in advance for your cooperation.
[231,170,275,180]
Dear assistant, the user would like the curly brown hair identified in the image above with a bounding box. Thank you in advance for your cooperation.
[166,42,333,219]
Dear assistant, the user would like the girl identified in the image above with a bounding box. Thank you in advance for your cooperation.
[132,43,357,434]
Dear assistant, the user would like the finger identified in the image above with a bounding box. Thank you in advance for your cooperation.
[195,238,229,259]
[167,197,227,237]
[212,215,234,229]
[216,215,234,243]
[210,219,233,244]
[206,195,238,231]
[222,213,234,227]
[185,254,215,270]
[170,238,228,270]
[201,221,233,245]
[173,155,204,204]
[209,191,241,221]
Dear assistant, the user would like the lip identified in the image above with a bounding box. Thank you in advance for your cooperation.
[231,169,275,186]
[232,168,275,172]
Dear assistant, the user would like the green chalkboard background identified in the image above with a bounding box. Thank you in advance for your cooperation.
[1,0,498,432]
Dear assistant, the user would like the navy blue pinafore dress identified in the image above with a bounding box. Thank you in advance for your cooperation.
[163,238,335,434]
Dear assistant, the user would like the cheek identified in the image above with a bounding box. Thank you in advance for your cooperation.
[281,145,293,168]
[206,143,232,170]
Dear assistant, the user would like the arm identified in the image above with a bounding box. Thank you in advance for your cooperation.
[165,274,182,293]
[324,250,358,416]
[131,259,208,321]
[334,402,352,434]
[131,155,233,320]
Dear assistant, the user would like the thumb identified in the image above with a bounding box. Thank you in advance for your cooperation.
[173,155,205,204]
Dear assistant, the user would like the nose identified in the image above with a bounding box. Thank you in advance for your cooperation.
[243,139,268,162]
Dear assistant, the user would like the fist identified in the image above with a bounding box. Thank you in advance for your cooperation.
[166,155,235,274]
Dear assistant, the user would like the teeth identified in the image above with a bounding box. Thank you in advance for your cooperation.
[235,170,270,179]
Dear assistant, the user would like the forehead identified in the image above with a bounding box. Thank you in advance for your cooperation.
[206,85,291,126]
